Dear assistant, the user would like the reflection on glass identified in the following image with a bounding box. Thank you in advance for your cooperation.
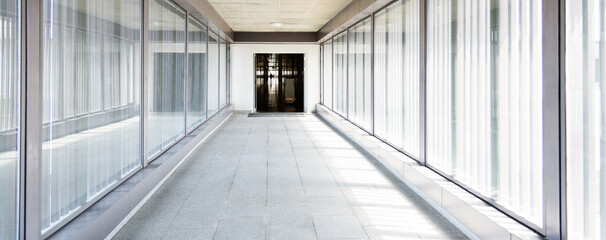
[323,40,333,109]
[348,18,372,131]
[148,0,186,158]
[208,32,219,116]
[41,0,141,233]
[220,39,227,108]
[333,32,347,116]
[187,17,207,132]
[427,0,543,226]
[0,0,19,238]
[566,0,606,238]
[374,0,420,156]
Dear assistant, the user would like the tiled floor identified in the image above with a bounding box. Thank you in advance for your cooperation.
[113,114,468,240]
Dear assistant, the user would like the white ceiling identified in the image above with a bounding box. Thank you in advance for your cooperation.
[207,0,352,32]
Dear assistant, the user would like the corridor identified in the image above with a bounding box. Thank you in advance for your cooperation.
[113,114,468,240]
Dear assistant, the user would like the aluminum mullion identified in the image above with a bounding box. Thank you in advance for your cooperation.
[542,0,563,238]
[419,0,427,166]
[217,39,220,113]
[18,0,26,238]
[346,30,349,120]
[184,12,189,136]
[371,14,375,136]
[558,0,567,238]
[23,0,43,238]
[141,0,149,166]
[205,27,209,120]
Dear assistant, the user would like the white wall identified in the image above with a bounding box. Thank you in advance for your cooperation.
[230,43,320,113]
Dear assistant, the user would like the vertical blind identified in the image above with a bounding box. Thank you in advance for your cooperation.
[374,0,420,156]
[41,0,141,232]
[321,0,545,229]
[348,18,372,131]
[426,0,543,226]
[566,0,606,238]
[1,0,232,237]
[0,0,19,238]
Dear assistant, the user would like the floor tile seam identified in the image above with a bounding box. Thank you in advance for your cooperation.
[135,120,236,238]
[158,192,190,240]
[308,116,372,239]
[264,119,274,207]
[285,117,320,240]
[285,118,311,203]
[213,120,252,240]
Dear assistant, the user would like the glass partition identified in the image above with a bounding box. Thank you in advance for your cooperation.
[566,0,606,238]
[208,32,219,116]
[0,0,19,238]
[323,40,333,109]
[148,0,186,158]
[220,38,227,108]
[348,18,372,131]
[187,17,207,132]
[374,0,420,154]
[427,0,543,227]
[333,32,347,116]
[41,0,141,232]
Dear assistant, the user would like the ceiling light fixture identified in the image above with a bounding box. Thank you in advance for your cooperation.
[271,0,282,28]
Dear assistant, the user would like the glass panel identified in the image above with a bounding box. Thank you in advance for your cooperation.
[374,0,420,156]
[566,0,606,238]
[320,44,324,104]
[333,32,347,116]
[42,0,141,232]
[187,17,207,132]
[220,38,227,108]
[148,0,186,158]
[427,0,543,226]
[0,0,19,238]
[208,32,219,116]
[348,18,372,131]
[323,40,333,109]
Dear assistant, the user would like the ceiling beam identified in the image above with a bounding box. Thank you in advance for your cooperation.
[233,32,317,43]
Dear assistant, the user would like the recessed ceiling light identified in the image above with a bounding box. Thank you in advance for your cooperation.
[271,21,282,27]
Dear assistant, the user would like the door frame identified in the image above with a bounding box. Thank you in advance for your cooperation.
[252,53,306,113]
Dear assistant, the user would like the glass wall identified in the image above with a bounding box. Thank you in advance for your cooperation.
[333,32,347,116]
[348,18,372,131]
[0,0,19,238]
[208,32,219,116]
[566,0,606,238]
[426,0,543,226]
[41,0,141,233]
[374,0,419,155]
[323,40,333,109]
[148,0,186,158]
[187,17,207,132]
[220,38,227,108]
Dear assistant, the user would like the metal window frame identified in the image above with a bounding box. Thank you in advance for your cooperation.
[23,0,41,238]
[145,0,188,165]
[346,16,374,134]
[318,0,565,238]
[18,0,233,238]
[185,15,209,135]
[543,0,564,238]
